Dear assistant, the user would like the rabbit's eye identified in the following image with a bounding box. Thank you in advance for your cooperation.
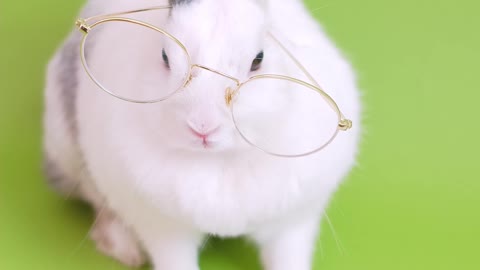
[250,51,264,72]
[162,49,170,69]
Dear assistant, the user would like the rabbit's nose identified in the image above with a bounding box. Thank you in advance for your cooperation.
[187,121,221,139]
[188,124,220,139]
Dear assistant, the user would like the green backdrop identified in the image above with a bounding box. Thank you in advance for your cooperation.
[1,0,479,269]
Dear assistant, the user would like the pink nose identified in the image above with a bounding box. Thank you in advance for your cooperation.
[188,125,220,139]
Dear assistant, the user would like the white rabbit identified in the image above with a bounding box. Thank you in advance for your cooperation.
[43,0,361,269]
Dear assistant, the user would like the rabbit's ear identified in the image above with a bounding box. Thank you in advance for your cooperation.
[169,0,195,6]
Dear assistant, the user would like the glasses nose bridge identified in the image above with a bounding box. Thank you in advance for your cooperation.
[191,64,241,86]
[189,64,240,107]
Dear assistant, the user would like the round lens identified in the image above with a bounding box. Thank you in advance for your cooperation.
[231,76,340,156]
[81,19,190,103]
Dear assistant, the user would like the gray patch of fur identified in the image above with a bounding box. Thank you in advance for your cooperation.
[169,0,194,6]
[57,36,80,138]
[42,33,83,198]
[42,155,79,197]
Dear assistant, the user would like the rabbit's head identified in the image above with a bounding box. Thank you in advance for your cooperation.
[87,0,320,154]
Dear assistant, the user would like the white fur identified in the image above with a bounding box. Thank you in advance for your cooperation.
[44,0,361,269]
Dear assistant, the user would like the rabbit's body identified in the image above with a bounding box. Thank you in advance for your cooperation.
[43,0,361,269]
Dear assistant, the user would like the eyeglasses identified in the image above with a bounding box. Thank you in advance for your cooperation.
[75,5,352,158]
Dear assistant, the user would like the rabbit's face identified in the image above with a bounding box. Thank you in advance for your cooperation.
[141,0,286,152]
[89,0,295,153]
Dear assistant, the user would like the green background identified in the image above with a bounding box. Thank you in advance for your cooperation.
[1,0,479,269]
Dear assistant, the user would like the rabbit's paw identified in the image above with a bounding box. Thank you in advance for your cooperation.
[90,210,146,268]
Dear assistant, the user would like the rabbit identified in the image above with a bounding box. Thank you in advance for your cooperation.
[43,0,361,269]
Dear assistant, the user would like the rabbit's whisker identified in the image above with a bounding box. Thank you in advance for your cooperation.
[324,211,346,256]
[67,199,107,261]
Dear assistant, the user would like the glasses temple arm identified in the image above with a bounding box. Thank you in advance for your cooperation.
[267,33,319,87]
[268,32,351,124]
[80,5,173,24]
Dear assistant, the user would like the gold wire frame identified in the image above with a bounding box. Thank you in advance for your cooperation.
[75,5,353,158]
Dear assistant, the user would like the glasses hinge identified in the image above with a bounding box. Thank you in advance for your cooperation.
[183,74,193,88]
[75,19,91,34]
[338,119,353,131]
[225,87,236,107]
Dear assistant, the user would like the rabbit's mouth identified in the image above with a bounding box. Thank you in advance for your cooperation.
[201,140,214,149]
[191,136,223,151]
[187,125,228,150]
